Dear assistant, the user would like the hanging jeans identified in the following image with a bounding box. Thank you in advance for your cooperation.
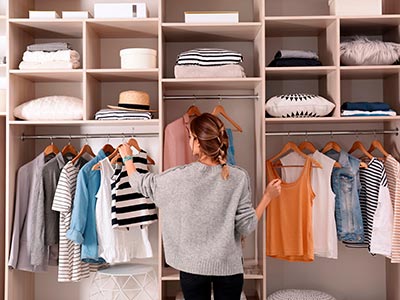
[325,150,365,243]
[180,271,243,300]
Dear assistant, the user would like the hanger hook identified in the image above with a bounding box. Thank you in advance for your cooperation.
[69,135,72,144]
[373,130,377,140]
[330,131,333,140]
[305,131,308,141]
[50,136,53,145]
[85,134,89,145]
[193,94,196,106]
[218,95,222,105]
[355,130,359,140]
[107,134,110,144]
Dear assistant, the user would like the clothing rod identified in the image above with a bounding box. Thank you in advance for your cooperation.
[163,94,259,100]
[265,129,399,137]
[20,132,159,141]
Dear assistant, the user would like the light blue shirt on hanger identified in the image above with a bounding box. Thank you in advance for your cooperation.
[66,149,106,263]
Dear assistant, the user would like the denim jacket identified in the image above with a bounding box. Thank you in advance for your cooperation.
[325,150,364,243]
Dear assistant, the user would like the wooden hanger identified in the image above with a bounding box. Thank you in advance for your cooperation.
[212,104,243,133]
[61,140,78,157]
[43,139,59,156]
[368,140,389,158]
[269,141,322,169]
[348,141,371,169]
[321,141,342,154]
[299,140,342,168]
[92,144,121,171]
[71,142,95,165]
[127,137,155,165]
[186,105,201,117]
[102,144,115,156]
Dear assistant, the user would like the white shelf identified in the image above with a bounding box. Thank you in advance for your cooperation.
[9,70,83,82]
[340,66,400,79]
[162,78,262,90]
[162,22,262,41]
[266,66,336,79]
[265,16,336,36]
[0,112,6,116]
[9,119,159,126]
[340,15,400,35]
[9,19,83,38]
[87,69,159,81]
[86,18,158,38]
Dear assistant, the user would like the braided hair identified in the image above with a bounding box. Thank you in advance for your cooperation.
[190,113,230,180]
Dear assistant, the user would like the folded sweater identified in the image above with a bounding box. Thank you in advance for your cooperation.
[27,42,72,52]
[176,48,243,66]
[174,64,246,78]
[19,61,81,70]
[23,50,80,63]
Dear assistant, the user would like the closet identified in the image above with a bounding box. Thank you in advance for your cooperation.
[2,0,400,299]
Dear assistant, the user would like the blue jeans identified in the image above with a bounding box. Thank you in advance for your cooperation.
[180,271,243,300]
[325,150,365,243]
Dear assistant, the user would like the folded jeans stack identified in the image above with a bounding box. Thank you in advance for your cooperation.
[174,48,246,78]
[19,42,81,70]
[268,50,322,67]
[341,102,397,117]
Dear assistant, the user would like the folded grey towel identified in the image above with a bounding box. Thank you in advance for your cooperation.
[174,64,246,78]
[275,50,319,60]
[27,42,72,52]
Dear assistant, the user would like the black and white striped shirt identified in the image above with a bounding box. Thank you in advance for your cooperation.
[359,157,391,255]
[95,109,152,120]
[176,48,243,66]
[111,151,158,228]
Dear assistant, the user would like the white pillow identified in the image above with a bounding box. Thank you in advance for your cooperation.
[14,95,83,121]
[341,36,400,65]
[268,289,336,300]
[266,93,335,118]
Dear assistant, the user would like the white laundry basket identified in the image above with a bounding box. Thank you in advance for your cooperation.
[90,264,158,300]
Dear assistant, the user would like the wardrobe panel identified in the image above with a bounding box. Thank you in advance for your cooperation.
[163,0,259,22]
[0,119,5,297]
[265,0,329,16]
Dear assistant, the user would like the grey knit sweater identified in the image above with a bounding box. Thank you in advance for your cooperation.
[129,162,258,276]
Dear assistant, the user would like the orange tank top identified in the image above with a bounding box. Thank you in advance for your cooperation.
[266,157,315,262]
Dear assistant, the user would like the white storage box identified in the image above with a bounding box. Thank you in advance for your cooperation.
[94,3,148,18]
[120,48,157,69]
[329,0,382,16]
[184,11,239,23]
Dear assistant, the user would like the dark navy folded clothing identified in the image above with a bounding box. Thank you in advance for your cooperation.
[268,58,322,67]
[341,102,391,111]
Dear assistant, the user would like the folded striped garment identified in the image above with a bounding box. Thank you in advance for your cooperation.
[176,48,243,66]
[95,109,152,120]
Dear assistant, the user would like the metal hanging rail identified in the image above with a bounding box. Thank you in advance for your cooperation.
[265,129,399,137]
[20,132,159,141]
[163,94,259,100]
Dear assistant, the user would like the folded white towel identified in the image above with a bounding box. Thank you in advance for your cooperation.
[19,60,80,70]
[341,109,397,116]
[23,50,80,63]
[174,64,246,78]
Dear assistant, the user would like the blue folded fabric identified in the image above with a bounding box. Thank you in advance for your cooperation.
[341,102,391,111]
[268,58,322,67]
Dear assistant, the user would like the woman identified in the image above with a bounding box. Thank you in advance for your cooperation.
[119,113,281,300]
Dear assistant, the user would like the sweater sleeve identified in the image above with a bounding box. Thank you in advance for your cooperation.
[129,171,159,206]
[235,175,257,237]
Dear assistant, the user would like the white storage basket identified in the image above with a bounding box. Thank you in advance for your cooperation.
[120,48,157,69]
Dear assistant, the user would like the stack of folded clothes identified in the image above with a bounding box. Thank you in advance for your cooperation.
[19,42,80,70]
[341,102,397,117]
[94,109,152,120]
[174,48,246,78]
[268,50,322,67]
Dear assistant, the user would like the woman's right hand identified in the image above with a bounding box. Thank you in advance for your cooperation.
[118,143,133,159]
[265,178,281,200]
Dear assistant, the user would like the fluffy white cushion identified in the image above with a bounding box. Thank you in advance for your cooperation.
[14,95,83,120]
[268,289,336,300]
[341,36,400,65]
[266,93,335,118]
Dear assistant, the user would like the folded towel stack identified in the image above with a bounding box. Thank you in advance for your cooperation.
[341,102,397,117]
[174,48,246,78]
[94,109,152,120]
[19,42,81,70]
[268,50,322,67]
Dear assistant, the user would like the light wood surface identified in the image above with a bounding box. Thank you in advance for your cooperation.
[162,78,262,90]
[265,16,336,36]
[87,69,159,81]
[266,66,336,79]
[86,18,158,38]
[341,66,400,79]
[9,19,83,38]
[9,70,83,81]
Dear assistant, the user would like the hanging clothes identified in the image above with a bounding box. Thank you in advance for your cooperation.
[325,150,365,243]
[226,128,236,165]
[66,149,106,264]
[359,157,393,257]
[52,154,93,282]
[266,158,315,262]
[111,150,158,229]
[163,113,195,170]
[96,157,153,264]
[8,152,55,272]
[31,152,73,267]
[280,150,338,259]
[384,155,400,262]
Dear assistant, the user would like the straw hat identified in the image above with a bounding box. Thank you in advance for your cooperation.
[108,90,156,112]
